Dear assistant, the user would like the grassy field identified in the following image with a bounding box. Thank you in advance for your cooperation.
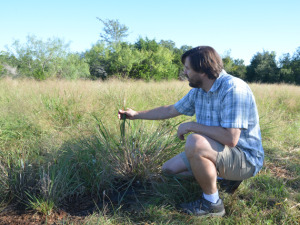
[0,78,299,224]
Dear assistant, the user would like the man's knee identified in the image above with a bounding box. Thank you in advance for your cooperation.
[161,162,178,175]
[161,154,188,175]
[185,134,209,159]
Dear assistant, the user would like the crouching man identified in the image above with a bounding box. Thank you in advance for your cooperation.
[118,46,264,217]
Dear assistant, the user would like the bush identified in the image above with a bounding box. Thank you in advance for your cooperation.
[131,46,178,81]
[89,63,107,80]
[0,64,4,76]
[56,54,91,79]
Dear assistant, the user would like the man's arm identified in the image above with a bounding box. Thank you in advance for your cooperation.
[177,122,241,147]
[118,104,181,120]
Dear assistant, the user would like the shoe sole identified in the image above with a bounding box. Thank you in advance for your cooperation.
[184,209,226,217]
[207,209,226,217]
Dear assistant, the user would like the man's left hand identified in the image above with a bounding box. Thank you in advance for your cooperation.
[177,122,196,140]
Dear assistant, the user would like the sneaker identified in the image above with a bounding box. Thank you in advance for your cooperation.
[218,179,242,194]
[179,198,225,217]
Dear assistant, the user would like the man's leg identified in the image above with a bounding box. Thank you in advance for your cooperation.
[162,153,193,176]
[185,133,223,195]
[179,133,226,217]
[162,148,241,194]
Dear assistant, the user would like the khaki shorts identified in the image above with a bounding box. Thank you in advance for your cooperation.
[180,146,255,181]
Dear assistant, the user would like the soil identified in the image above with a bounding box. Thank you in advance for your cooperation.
[0,193,113,224]
[0,199,99,225]
[0,181,148,224]
[0,208,84,225]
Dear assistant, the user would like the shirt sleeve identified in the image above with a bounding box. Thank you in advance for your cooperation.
[174,89,196,116]
[220,86,251,129]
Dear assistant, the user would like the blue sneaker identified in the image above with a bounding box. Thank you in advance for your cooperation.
[179,198,225,217]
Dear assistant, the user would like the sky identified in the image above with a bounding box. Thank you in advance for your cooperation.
[0,0,299,65]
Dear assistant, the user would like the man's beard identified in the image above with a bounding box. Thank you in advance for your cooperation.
[188,79,203,88]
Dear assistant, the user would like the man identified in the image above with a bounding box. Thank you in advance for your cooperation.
[118,46,264,217]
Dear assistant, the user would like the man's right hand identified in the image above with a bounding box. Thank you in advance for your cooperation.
[118,108,138,120]
[118,105,180,121]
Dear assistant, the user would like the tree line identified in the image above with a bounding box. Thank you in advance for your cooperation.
[0,19,299,84]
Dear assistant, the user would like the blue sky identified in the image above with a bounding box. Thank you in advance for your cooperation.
[1,0,299,65]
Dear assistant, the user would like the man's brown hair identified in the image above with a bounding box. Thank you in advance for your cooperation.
[181,46,223,80]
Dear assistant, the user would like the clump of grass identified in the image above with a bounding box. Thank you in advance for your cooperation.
[26,193,55,216]
[93,116,184,182]
[1,151,39,207]
[0,159,9,205]
[26,113,184,209]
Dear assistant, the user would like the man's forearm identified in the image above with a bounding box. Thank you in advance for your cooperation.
[178,122,241,147]
[135,105,181,120]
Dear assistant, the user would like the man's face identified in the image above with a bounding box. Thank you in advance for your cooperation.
[184,57,204,88]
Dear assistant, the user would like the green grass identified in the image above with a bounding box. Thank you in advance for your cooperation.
[0,78,299,224]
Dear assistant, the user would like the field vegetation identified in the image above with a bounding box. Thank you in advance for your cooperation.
[0,78,299,224]
[1,19,300,84]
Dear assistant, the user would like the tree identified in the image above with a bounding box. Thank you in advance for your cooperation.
[5,35,91,80]
[278,47,300,84]
[85,41,141,79]
[108,43,141,78]
[246,51,279,83]
[0,52,4,76]
[290,47,300,84]
[279,53,294,83]
[179,45,193,53]
[97,18,129,44]
[55,53,90,79]
[130,45,178,81]
[6,35,69,80]
[0,51,8,76]
[84,41,110,79]
[134,37,159,51]
[159,40,176,51]
[173,45,193,80]
[222,53,246,80]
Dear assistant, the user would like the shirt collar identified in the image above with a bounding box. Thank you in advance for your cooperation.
[208,70,227,93]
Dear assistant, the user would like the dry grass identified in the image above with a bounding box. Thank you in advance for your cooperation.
[0,77,299,224]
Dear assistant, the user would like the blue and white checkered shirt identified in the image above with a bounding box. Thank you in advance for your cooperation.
[174,70,264,175]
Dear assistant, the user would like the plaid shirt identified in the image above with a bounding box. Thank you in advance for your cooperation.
[174,71,264,175]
